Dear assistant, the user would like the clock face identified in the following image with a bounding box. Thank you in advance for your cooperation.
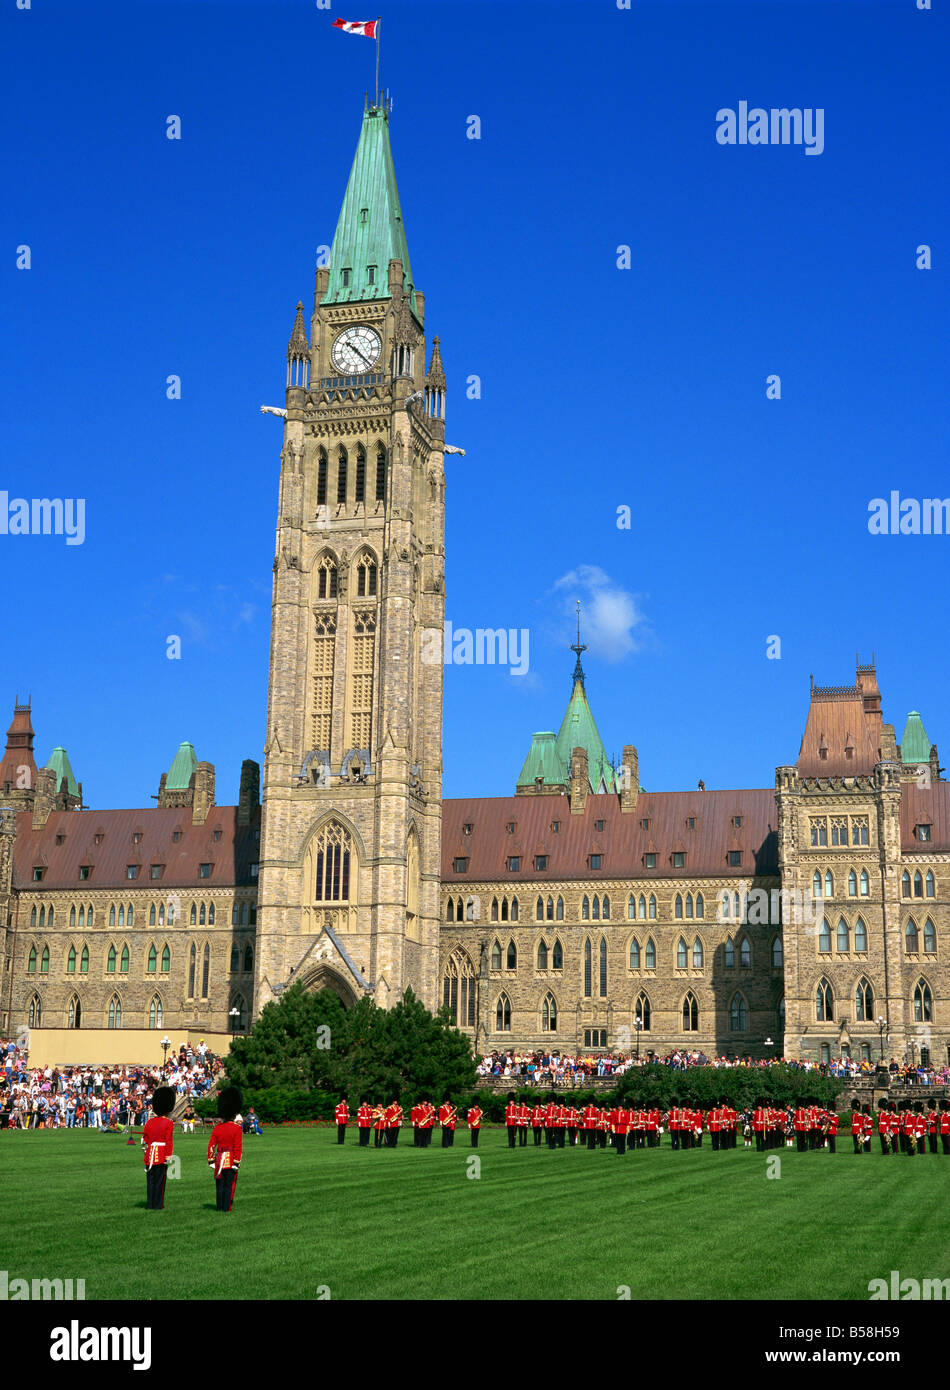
[331,326,382,374]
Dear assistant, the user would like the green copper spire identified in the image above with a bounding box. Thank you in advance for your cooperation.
[555,680,616,794]
[323,100,418,317]
[901,711,932,765]
[166,741,198,791]
[45,746,78,798]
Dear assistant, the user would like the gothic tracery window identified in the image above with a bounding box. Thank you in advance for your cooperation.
[314,821,352,902]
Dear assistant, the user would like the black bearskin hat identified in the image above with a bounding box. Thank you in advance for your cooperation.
[218,1085,242,1120]
[151,1086,176,1117]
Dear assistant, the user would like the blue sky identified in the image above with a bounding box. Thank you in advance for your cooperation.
[2,0,947,808]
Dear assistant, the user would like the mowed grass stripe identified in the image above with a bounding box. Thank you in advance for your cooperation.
[1,1129,947,1300]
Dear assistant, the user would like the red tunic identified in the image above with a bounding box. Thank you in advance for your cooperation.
[467,1107,482,1130]
[207,1121,243,1178]
[142,1115,174,1169]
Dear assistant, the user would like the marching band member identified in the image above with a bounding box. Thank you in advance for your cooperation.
[335,1096,349,1145]
[505,1093,519,1150]
[356,1099,373,1147]
[467,1102,483,1148]
[439,1098,457,1147]
[518,1097,531,1146]
[531,1101,544,1146]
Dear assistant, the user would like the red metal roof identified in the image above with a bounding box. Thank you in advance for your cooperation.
[442,789,778,882]
[13,806,261,892]
[900,782,950,854]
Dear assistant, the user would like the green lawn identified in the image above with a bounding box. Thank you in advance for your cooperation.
[2,1127,947,1300]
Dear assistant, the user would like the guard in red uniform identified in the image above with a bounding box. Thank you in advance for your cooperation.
[927,1104,939,1155]
[517,1098,530,1147]
[582,1101,598,1150]
[850,1106,864,1154]
[531,1102,544,1146]
[335,1097,349,1144]
[505,1093,519,1150]
[940,1103,950,1156]
[142,1085,176,1211]
[356,1100,373,1146]
[467,1103,483,1148]
[208,1085,243,1212]
[752,1102,765,1152]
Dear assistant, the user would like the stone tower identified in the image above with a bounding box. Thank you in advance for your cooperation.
[255,97,446,1016]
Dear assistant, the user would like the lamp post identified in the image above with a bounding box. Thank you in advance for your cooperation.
[634,1016,642,1062]
[763,1036,774,1062]
[160,1035,170,1075]
[229,1006,240,1036]
[877,1017,888,1063]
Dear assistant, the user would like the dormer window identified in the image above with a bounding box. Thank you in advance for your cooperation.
[213,828,222,842]
[644,853,656,869]
[686,818,695,830]
[672,851,685,868]
[341,268,351,287]
[55,834,66,846]
[733,816,742,829]
[917,823,932,842]
[729,850,742,867]
[359,207,368,224]
[79,865,91,881]
[589,854,602,870]
[535,855,547,870]
[32,867,44,881]
[551,821,560,833]
[172,829,182,843]
[132,832,142,845]
[640,818,650,830]
[506,823,516,835]
[199,863,212,879]
[367,265,376,284]
[150,865,164,880]
[453,857,468,873]
[507,857,520,872]
[126,865,139,880]
[462,823,473,836]
[595,819,605,832]
[94,833,104,846]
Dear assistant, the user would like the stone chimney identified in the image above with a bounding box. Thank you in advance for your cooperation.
[192,762,215,827]
[31,766,56,830]
[238,760,260,825]
[620,745,639,813]
[570,746,588,815]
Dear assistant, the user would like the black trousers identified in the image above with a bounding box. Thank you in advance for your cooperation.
[929,1135,938,1153]
[880,1134,889,1153]
[442,1128,454,1147]
[507,1127,517,1148]
[337,1124,347,1144]
[374,1129,383,1147]
[470,1129,479,1147]
[568,1127,577,1145]
[853,1135,862,1152]
[598,1130,607,1148]
[215,1172,237,1211]
[145,1165,168,1210]
[942,1135,950,1155]
[518,1126,528,1146]
[586,1129,596,1149]
[358,1128,370,1146]
[533,1127,542,1146]
[755,1133,764,1151]
[827,1136,836,1152]
[615,1133,626,1155]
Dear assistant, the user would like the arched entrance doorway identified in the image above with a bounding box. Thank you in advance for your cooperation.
[296,962,360,1009]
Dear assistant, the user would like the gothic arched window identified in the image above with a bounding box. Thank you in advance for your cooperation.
[506,940,517,970]
[855,977,873,1021]
[854,917,868,952]
[692,937,704,969]
[149,994,163,1030]
[906,919,919,953]
[914,979,933,1023]
[729,992,747,1032]
[816,978,834,1022]
[314,822,352,902]
[682,992,698,1031]
[629,937,640,969]
[496,993,511,1032]
[108,994,122,1030]
[599,937,607,996]
[645,937,656,969]
[537,939,548,971]
[635,990,651,1031]
[552,939,563,970]
[541,992,558,1032]
[442,948,477,1027]
[584,939,592,997]
[67,994,81,1030]
[375,443,387,502]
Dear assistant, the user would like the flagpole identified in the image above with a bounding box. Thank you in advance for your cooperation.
[375,17,381,109]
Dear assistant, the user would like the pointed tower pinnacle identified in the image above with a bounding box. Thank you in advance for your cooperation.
[287,301,308,358]
[322,102,418,319]
[571,599,587,688]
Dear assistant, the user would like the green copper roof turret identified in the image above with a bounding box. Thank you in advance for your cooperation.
[901,711,932,765]
[323,101,418,317]
[516,731,566,790]
[45,746,78,798]
[166,741,198,791]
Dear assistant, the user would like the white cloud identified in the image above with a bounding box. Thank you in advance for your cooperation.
[552,565,647,662]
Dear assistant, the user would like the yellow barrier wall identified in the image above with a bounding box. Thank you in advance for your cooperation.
[19,1030,234,1068]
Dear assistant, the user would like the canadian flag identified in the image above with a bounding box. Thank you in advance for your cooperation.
[332,18,378,38]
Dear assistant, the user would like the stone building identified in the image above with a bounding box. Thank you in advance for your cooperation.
[1,99,948,1067]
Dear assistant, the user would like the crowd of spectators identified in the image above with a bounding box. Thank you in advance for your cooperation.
[0,1036,223,1130]
[476,1049,950,1088]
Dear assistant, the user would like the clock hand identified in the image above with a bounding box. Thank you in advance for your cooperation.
[349,342,372,368]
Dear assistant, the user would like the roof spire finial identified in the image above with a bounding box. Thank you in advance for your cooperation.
[571,599,587,688]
